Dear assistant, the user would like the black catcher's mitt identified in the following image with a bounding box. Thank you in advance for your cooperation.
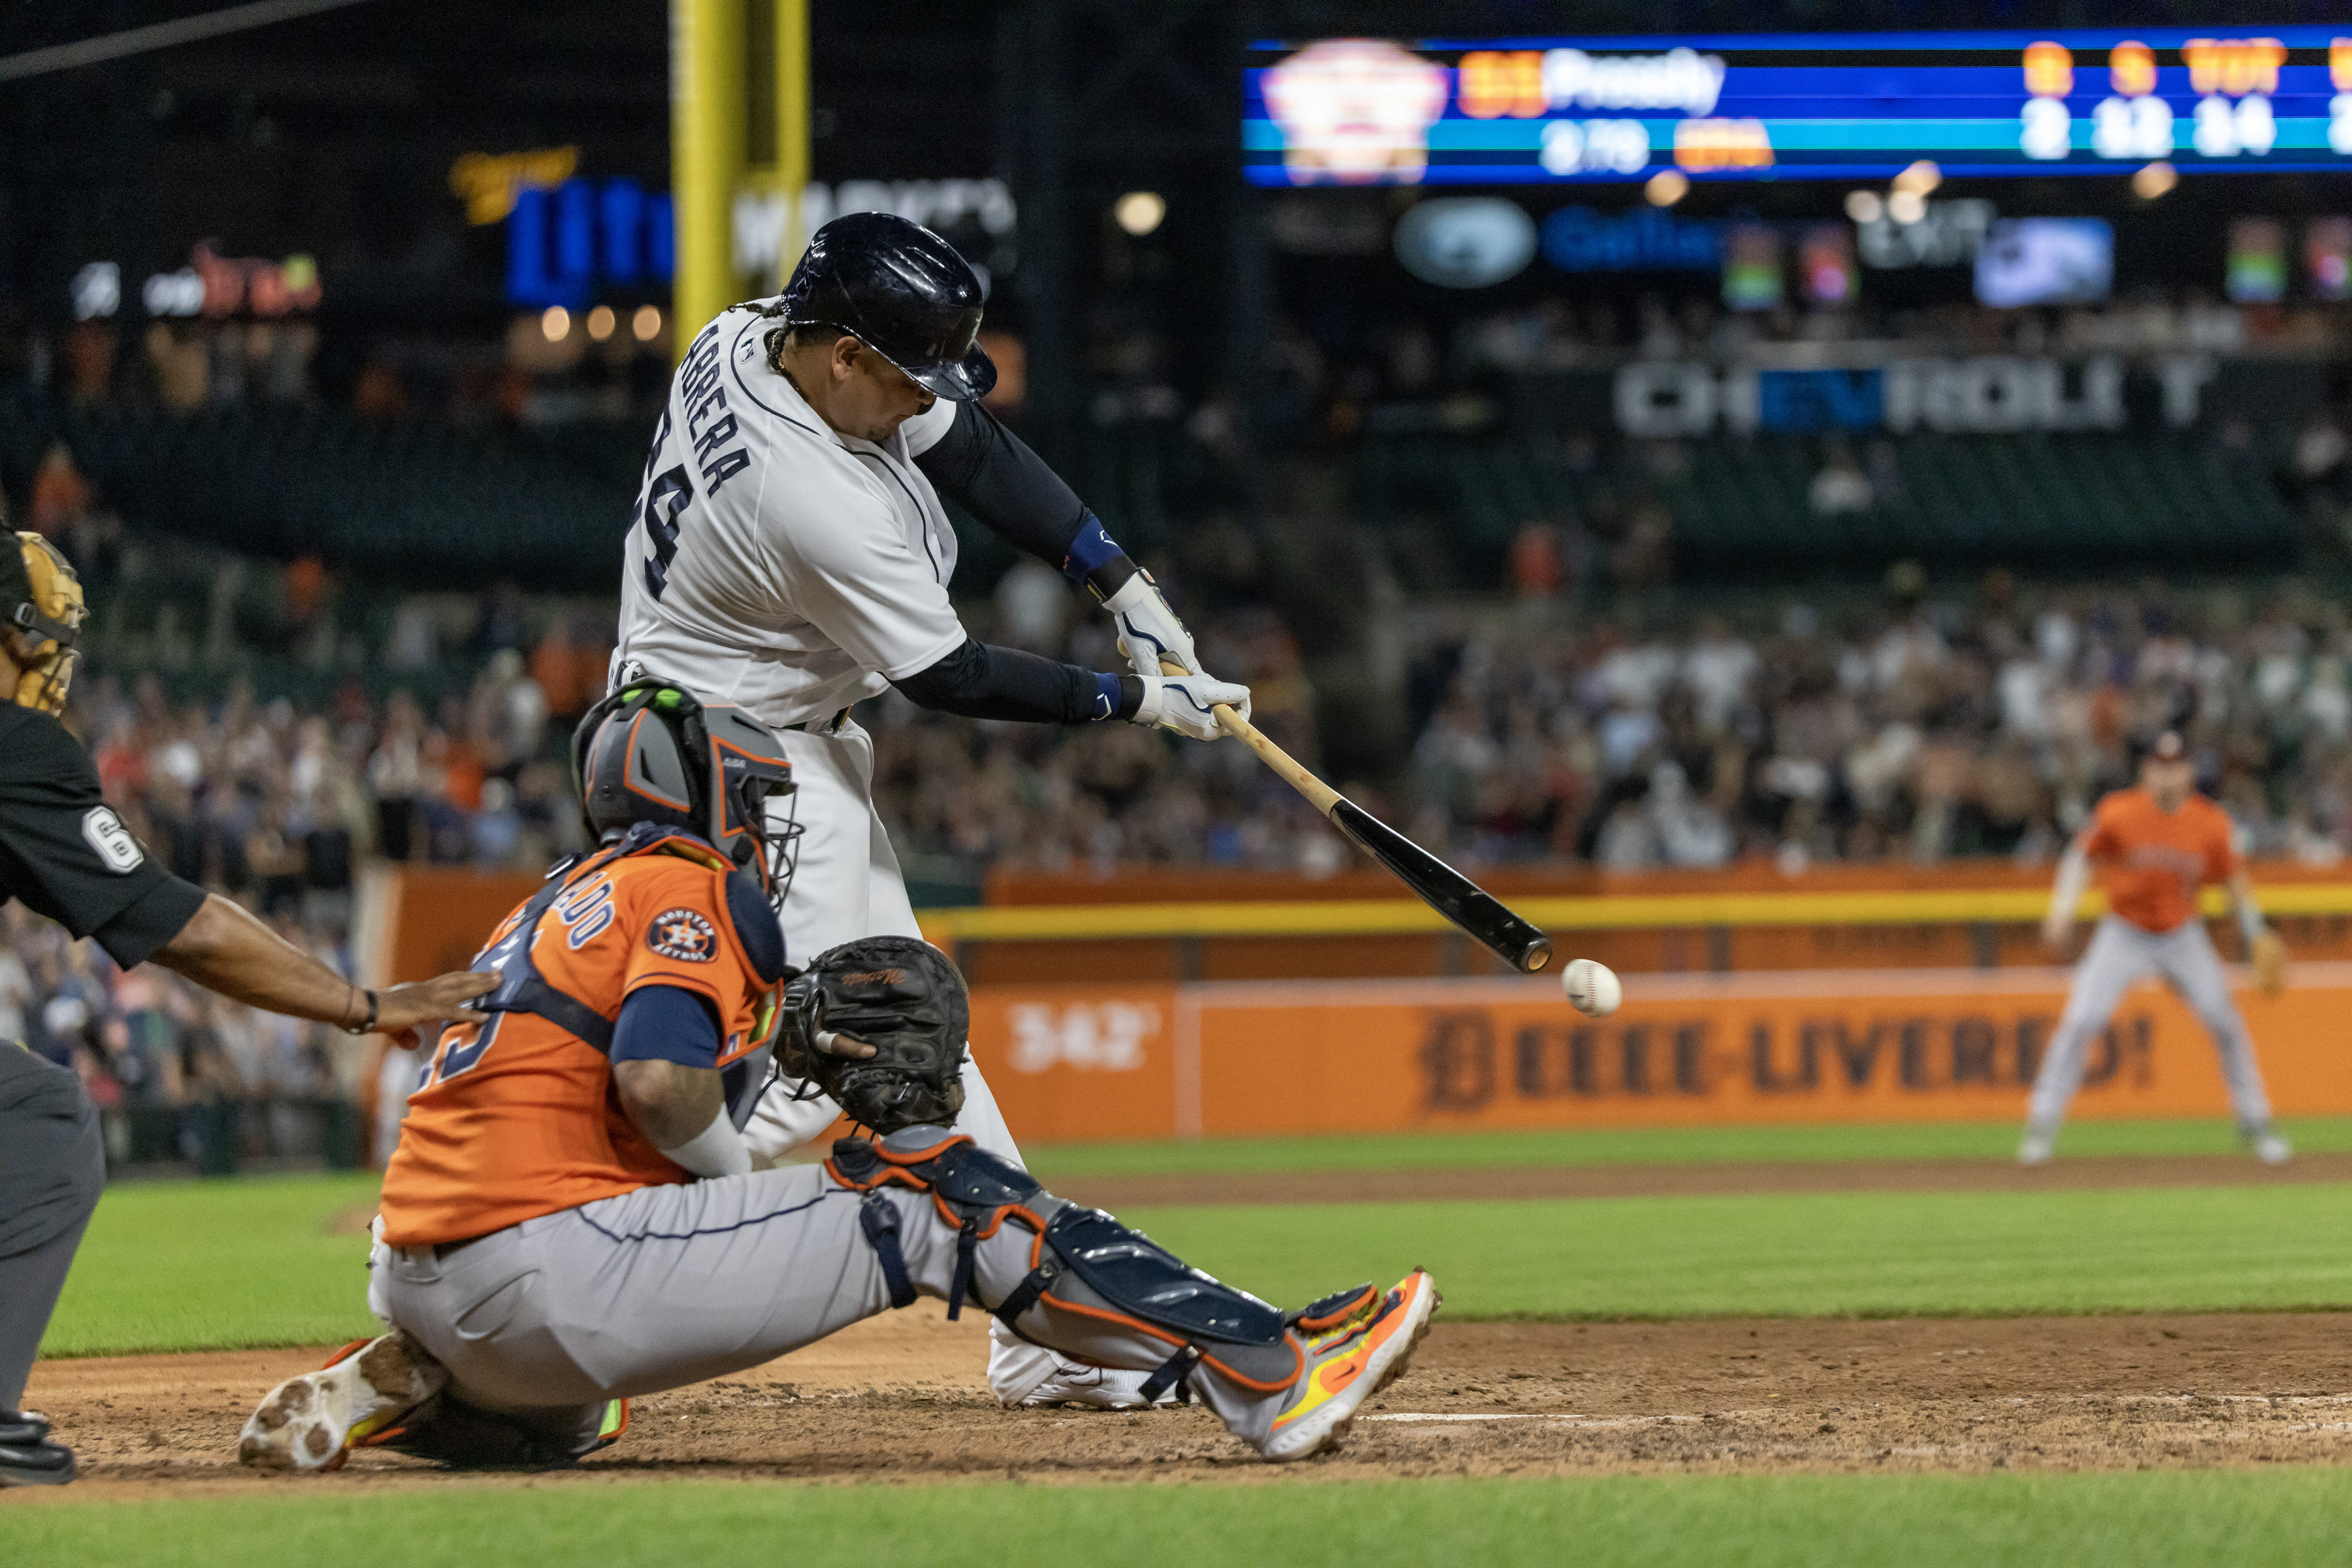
[777,936,969,1134]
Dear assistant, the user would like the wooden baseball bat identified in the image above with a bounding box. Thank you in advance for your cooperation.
[1160,658,1554,974]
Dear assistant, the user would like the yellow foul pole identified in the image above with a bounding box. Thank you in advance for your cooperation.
[774,0,809,274]
[671,0,745,360]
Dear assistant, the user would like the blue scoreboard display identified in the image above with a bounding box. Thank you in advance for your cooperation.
[1243,29,2352,187]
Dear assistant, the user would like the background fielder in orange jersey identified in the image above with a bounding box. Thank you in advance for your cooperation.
[379,832,776,1248]
[2023,730,2290,1167]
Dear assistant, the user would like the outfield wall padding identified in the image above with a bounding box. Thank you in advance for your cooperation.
[963,967,2352,1141]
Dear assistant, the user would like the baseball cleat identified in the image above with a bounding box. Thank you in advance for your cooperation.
[2250,1126,2293,1165]
[1022,1361,1179,1411]
[238,1331,445,1473]
[2017,1129,2055,1166]
[1260,1268,1439,1463]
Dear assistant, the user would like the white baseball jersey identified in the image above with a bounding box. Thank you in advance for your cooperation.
[612,302,968,730]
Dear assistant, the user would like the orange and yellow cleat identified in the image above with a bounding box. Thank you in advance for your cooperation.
[1261,1269,1439,1462]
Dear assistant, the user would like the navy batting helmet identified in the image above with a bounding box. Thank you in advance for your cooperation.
[771,212,996,402]
[572,679,797,890]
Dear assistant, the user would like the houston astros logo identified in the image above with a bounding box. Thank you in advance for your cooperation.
[648,908,719,963]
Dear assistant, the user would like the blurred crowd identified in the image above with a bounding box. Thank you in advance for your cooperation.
[35,563,2352,900]
[1401,569,2352,873]
[69,645,598,896]
[0,902,366,1171]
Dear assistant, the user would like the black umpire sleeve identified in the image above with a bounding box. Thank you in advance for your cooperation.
[0,707,206,968]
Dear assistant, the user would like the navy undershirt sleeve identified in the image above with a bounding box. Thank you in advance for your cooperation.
[610,985,722,1070]
[912,400,1094,569]
[892,636,1141,724]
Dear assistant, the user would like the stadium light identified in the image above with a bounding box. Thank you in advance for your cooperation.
[1887,189,1927,223]
[632,304,664,342]
[1845,189,1884,223]
[540,305,570,342]
[586,304,616,341]
[1113,191,1166,236]
[2132,160,2179,199]
[1644,169,1690,206]
[1892,159,1942,195]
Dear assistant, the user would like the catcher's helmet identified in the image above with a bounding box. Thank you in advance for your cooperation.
[572,679,796,889]
[772,212,996,402]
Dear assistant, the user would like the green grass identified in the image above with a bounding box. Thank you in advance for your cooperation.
[1122,1183,2352,1320]
[44,1173,383,1357]
[45,1171,2352,1358]
[1023,1116,2352,1179]
[20,1471,2352,1567]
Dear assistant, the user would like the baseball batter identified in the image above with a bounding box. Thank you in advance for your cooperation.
[237,683,1436,1472]
[610,212,1248,1408]
[2023,730,2289,1166]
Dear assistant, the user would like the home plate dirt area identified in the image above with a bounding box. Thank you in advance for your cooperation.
[27,1305,2352,1497]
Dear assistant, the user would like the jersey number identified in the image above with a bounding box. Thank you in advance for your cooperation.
[640,465,694,600]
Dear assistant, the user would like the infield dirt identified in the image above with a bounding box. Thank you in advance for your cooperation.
[24,1305,2352,1499]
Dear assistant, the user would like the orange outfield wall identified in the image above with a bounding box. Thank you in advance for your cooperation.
[962,967,2352,1142]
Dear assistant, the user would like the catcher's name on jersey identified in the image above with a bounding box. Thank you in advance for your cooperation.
[612,304,967,733]
[378,837,772,1249]
[2082,786,2238,935]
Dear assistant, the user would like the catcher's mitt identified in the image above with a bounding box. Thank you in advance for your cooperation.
[2253,928,2289,998]
[778,936,968,1134]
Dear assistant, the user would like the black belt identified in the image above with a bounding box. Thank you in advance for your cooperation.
[785,708,851,735]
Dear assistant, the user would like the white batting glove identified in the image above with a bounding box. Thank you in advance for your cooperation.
[1130,674,1250,741]
[1102,571,1203,679]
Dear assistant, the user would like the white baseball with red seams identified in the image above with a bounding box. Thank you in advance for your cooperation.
[1562,958,1623,1017]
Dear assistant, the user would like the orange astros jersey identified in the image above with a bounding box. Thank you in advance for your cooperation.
[2080,787,2238,935]
[379,834,772,1247]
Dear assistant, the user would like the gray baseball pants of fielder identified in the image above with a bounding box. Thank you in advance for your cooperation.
[0,1047,106,1413]
[367,1161,1290,1453]
[2025,915,2274,1134]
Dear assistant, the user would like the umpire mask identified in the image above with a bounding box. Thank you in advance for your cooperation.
[1,531,86,716]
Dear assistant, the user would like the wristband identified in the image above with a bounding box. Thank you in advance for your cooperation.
[1062,512,1124,587]
[1091,672,1126,722]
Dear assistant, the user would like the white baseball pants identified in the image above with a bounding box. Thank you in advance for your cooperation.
[738,718,1105,1405]
[2025,915,2274,1135]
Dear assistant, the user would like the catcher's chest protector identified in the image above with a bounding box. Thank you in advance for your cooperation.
[476,825,781,1126]
[828,1127,1304,1401]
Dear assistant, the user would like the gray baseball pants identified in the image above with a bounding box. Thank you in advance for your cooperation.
[0,1048,105,1413]
[2025,915,2274,1134]
[367,1162,1289,1452]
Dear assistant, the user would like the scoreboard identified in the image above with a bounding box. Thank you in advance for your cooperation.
[1243,29,2352,186]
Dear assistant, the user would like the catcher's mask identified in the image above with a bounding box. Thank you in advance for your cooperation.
[572,678,799,900]
[0,531,86,716]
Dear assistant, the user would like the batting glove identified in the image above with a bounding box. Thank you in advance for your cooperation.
[1102,571,1203,679]
[1130,674,1250,742]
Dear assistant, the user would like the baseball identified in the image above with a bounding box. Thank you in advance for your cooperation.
[1561,958,1622,1017]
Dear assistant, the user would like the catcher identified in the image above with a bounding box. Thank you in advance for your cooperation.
[2023,730,2291,1166]
[238,681,1435,1470]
